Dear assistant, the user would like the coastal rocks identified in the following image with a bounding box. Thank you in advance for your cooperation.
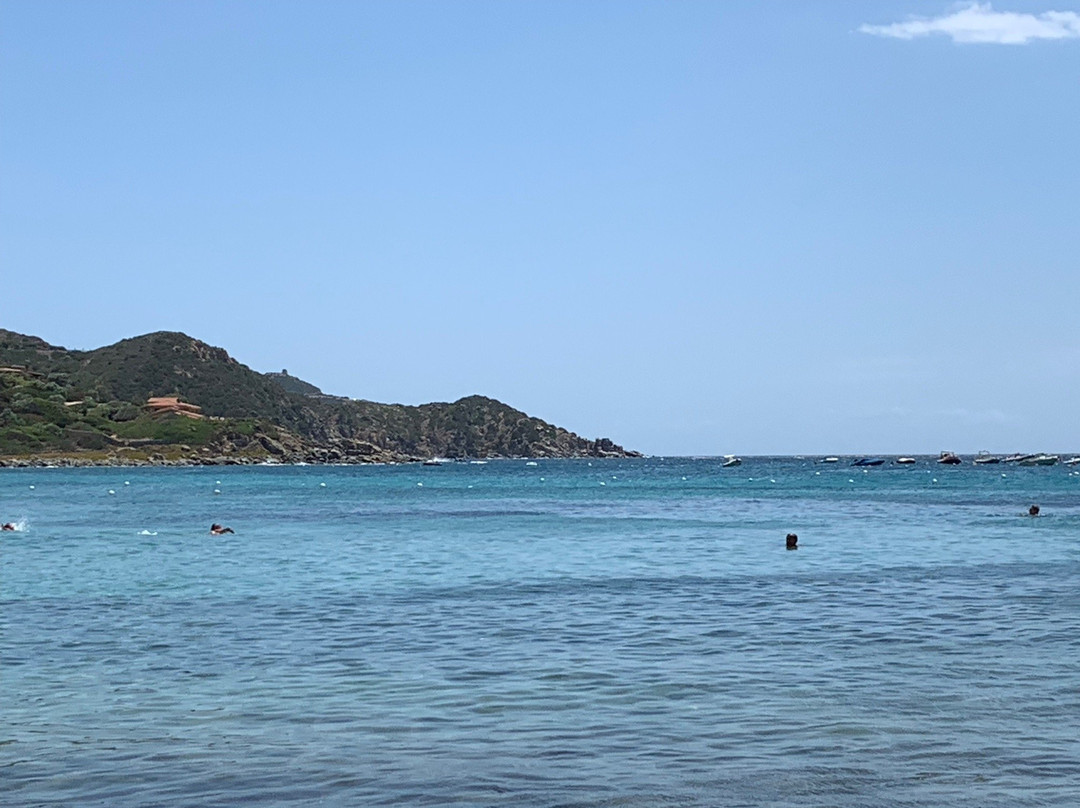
[0,408,639,468]
[589,437,640,458]
[258,435,286,456]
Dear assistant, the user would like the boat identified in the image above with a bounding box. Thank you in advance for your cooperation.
[895,457,916,464]
[1003,453,1038,464]
[852,457,884,467]
[1018,454,1059,466]
[937,452,962,465]
[422,458,445,466]
[973,451,1000,465]
[721,455,742,467]
[821,457,839,463]
[1065,457,1080,466]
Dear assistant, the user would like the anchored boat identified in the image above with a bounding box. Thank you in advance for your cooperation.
[1018,454,1059,466]
[852,457,885,467]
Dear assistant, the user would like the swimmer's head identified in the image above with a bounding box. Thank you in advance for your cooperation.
[786,532,798,550]
[1029,505,1040,516]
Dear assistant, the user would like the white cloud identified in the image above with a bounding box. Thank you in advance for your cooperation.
[860,2,1080,44]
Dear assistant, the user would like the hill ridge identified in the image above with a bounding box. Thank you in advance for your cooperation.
[0,329,638,465]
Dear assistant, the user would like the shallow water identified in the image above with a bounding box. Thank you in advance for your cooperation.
[3,457,1080,806]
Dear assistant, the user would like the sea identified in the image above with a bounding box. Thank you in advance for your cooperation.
[3,457,1079,807]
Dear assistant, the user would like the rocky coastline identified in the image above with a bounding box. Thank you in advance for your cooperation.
[0,450,637,469]
[0,428,638,469]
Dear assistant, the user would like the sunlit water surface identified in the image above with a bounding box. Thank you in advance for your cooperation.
[4,457,1080,806]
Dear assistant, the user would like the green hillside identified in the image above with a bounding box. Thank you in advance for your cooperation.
[0,329,637,464]
[265,370,325,397]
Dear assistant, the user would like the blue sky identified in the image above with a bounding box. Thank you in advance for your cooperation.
[2,1,1078,455]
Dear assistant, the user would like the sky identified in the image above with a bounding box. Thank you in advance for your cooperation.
[2,1,1078,456]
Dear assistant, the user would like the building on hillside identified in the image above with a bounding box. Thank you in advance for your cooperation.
[145,397,204,419]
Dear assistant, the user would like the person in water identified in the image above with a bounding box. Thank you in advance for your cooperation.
[209,523,235,535]
[786,532,798,550]
[1028,505,1040,517]
[1,523,15,531]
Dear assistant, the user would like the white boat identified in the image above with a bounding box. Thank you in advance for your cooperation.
[1018,454,1059,466]
[721,455,742,467]
[422,458,446,466]
[895,457,916,464]
[821,457,839,463]
[1003,453,1038,463]
[973,451,1001,465]
[1065,457,1080,466]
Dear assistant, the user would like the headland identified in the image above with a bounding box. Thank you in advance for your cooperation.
[0,329,639,467]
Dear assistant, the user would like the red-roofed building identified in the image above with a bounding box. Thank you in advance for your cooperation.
[145,397,204,419]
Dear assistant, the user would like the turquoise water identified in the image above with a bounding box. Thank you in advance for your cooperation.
[3,457,1080,806]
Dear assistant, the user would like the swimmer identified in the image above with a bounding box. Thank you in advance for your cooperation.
[2,523,15,531]
[209,523,235,535]
[786,532,798,550]
[1028,505,1040,517]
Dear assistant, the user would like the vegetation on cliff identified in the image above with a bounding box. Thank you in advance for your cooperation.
[0,329,638,464]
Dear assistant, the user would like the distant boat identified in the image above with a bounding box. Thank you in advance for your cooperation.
[937,452,962,465]
[1064,457,1080,466]
[1018,454,1059,466]
[821,457,839,463]
[721,455,742,467]
[895,457,916,465]
[422,458,445,466]
[973,451,1000,465]
[1003,453,1038,463]
[852,457,884,467]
